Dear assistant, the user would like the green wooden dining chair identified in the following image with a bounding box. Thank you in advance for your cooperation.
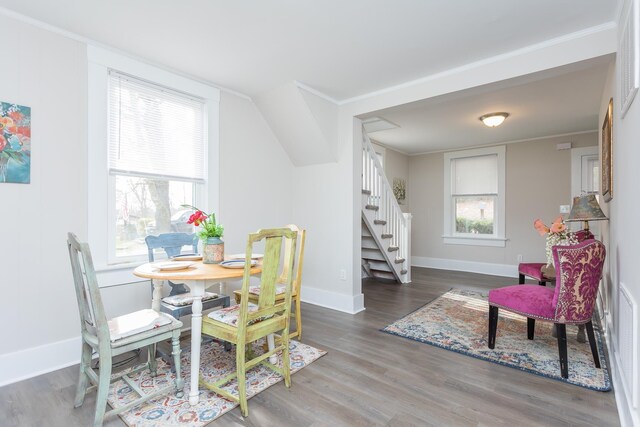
[67,233,184,427]
[233,224,306,340]
[200,227,297,417]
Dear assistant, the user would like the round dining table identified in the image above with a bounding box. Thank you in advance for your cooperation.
[133,260,261,405]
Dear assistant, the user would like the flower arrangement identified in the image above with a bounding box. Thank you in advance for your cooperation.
[181,204,224,241]
[534,216,577,266]
[393,178,406,203]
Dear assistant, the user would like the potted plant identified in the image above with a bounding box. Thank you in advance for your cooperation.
[182,204,225,264]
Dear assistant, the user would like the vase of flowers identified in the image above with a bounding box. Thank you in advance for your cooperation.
[534,216,577,267]
[182,204,225,264]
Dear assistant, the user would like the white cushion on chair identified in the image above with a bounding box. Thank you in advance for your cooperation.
[248,284,287,296]
[207,303,259,327]
[162,291,218,307]
[108,309,174,342]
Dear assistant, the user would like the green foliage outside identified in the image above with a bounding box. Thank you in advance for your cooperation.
[456,218,494,235]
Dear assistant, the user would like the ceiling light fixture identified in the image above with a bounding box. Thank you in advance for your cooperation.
[479,112,509,127]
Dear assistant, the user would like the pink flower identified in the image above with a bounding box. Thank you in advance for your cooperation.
[533,219,549,236]
[0,134,6,152]
[187,210,207,227]
[550,216,566,233]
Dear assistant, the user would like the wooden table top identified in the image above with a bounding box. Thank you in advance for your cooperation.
[133,261,262,281]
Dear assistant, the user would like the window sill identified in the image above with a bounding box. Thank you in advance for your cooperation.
[442,235,507,247]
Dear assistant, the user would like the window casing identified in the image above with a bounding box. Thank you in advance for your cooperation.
[88,46,220,286]
[443,146,506,247]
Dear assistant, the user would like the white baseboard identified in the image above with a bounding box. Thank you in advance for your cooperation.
[0,336,82,387]
[412,256,519,278]
[604,312,639,427]
[301,286,365,314]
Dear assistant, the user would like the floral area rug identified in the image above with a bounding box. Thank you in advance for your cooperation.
[382,289,610,391]
[107,339,326,426]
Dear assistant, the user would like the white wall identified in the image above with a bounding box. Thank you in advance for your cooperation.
[601,3,640,423]
[0,14,294,386]
[408,133,597,273]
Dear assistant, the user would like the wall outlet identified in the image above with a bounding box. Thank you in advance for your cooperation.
[517,254,523,262]
[339,269,347,280]
[560,204,570,213]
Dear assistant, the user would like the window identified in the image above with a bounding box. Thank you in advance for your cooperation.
[88,46,220,284]
[443,146,506,247]
[108,72,205,261]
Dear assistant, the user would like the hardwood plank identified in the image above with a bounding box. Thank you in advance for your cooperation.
[0,267,620,426]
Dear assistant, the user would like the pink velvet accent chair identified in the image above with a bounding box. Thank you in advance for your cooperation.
[488,239,606,378]
[517,229,594,286]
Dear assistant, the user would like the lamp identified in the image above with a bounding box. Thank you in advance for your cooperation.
[479,112,509,127]
[565,194,608,231]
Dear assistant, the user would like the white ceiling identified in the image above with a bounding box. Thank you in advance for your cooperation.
[0,0,620,100]
[361,57,613,154]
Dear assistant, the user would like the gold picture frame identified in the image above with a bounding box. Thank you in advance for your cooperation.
[601,98,613,202]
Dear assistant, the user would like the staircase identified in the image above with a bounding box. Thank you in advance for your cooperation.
[361,131,411,283]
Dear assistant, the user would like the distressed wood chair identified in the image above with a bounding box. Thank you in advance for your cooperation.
[145,233,225,319]
[68,233,184,427]
[201,227,297,417]
[234,224,306,339]
[488,239,606,379]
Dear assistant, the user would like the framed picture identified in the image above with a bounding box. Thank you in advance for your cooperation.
[0,101,31,184]
[601,98,613,202]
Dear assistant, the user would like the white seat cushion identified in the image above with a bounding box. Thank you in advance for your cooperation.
[162,291,218,307]
[207,303,259,327]
[248,284,287,296]
[108,309,174,342]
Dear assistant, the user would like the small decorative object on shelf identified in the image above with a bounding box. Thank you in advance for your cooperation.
[534,216,577,267]
[393,178,406,204]
[182,204,224,264]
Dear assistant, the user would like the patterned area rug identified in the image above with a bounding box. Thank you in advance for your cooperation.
[382,289,610,391]
[107,340,326,426]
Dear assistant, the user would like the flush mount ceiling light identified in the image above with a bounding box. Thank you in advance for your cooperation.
[479,112,509,127]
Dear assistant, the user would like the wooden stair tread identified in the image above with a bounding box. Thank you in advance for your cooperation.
[381,233,393,239]
[374,219,387,225]
[388,246,399,252]
[394,258,405,264]
[365,204,379,211]
[361,189,371,195]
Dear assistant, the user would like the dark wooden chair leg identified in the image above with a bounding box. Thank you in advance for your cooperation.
[556,323,568,378]
[488,306,499,349]
[527,318,535,340]
[585,321,601,368]
[518,273,525,284]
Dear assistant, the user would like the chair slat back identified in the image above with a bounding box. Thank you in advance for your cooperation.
[238,228,297,330]
[552,239,606,323]
[67,233,108,341]
[145,233,199,261]
[278,224,306,296]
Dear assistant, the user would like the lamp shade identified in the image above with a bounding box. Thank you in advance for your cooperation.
[566,194,608,222]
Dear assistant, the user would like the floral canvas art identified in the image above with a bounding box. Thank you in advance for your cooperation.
[0,102,31,184]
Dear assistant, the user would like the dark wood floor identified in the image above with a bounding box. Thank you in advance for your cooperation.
[0,268,620,426]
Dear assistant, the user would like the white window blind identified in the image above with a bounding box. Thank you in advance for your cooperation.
[451,154,498,195]
[108,71,206,182]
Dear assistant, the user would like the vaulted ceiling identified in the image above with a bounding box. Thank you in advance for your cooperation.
[0,1,621,100]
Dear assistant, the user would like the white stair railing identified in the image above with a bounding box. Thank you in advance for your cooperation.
[362,131,411,282]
